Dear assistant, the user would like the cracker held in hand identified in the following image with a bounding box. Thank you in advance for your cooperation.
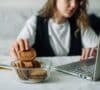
[17,48,36,61]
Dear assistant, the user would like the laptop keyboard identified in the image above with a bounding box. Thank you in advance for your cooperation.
[56,58,95,77]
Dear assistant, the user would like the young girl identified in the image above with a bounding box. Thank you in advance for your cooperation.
[10,0,98,60]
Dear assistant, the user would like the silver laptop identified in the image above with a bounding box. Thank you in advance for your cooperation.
[55,42,100,81]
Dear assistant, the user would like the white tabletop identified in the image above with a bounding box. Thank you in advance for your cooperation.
[0,55,100,90]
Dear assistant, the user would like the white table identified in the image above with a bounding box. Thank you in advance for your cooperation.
[0,56,100,90]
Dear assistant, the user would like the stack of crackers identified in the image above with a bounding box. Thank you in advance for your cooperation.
[11,48,47,82]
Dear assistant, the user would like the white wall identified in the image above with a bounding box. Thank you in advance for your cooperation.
[0,0,47,55]
[0,0,99,8]
[88,0,100,14]
[0,0,100,12]
[88,0,100,9]
[0,0,100,13]
[0,0,46,7]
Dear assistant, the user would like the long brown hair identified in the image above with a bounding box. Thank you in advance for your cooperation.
[38,0,89,30]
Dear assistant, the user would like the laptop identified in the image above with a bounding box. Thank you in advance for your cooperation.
[55,42,100,81]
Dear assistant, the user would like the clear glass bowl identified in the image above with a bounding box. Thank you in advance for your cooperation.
[11,59,52,83]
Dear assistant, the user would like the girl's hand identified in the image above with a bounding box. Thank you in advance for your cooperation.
[10,39,30,59]
[80,48,97,60]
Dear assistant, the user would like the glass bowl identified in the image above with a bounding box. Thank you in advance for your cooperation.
[11,59,52,83]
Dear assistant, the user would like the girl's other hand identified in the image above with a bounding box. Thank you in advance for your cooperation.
[10,39,30,59]
[80,48,97,60]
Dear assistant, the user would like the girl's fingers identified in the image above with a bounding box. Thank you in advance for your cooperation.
[23,39,30,50]
[17,39,25,51]
[11,47,18,59]
[80,48,85,60]
[10,44,18,59]
[14,42,20,52]
[10,39,30,59]
[89,48,97,57]
[17,39,30,51]
[80,48,97,61]
[80,48,91,60]
[84,48,91,60]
